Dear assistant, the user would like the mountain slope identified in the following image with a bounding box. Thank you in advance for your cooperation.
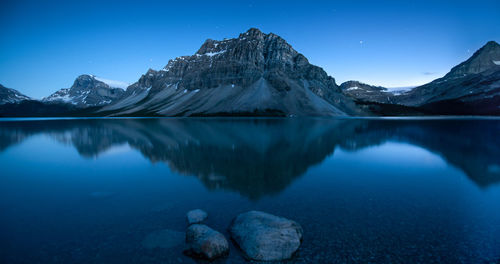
[99,28,362,117]
[0,84,31,104]
[43,74,126,107]
[396,41,500,109]
[444,41,500,79]
[340,41,500,115]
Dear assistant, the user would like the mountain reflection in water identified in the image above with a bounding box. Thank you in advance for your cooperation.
[0,118,499,199]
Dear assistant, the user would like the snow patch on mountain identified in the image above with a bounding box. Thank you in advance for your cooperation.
[196,50,227,57]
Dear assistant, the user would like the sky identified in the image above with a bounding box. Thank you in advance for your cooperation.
[1,0,499,98]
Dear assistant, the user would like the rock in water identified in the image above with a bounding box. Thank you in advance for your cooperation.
[229,211,303,261]
[185,224,229,260]
[186,209,208,225]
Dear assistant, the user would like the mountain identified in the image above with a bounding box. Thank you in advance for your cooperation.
[444,41,500,79]
[339,81,423,115]
[341,41,500,115]
[340,81,398,104]
[98,28,362,117]
[1,32,498,117]
[0,84,31,104]
[43,74,127,107]
[396,41,500,112]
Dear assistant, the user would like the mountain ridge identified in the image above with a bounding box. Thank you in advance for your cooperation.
[1,30,499,116]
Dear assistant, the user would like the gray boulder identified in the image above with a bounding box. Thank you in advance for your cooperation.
[186,209,208,225]
[185,224,229,260]
[229,211,303,261]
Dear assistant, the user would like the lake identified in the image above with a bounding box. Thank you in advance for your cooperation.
[0,117,499,263]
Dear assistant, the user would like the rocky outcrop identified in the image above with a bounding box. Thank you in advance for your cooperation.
[229,211,303,261]
[43,74,126,107]
[0,84,31,105]
[100,28,362,117]
[185,224,229,260]
[186,209,207,225]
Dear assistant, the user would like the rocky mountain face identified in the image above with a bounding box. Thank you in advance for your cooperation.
[0,84,31,104]
[99,28,362,117]
[43,75,126,107]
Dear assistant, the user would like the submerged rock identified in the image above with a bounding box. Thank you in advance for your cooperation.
[186,209,208,225]
[185,224,229,260]
[142,229,185,249]
[229,210,303,261]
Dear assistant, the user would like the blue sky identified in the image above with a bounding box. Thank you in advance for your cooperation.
[1,0,499,98]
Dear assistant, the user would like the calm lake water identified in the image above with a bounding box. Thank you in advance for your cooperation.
[0,117,499,263]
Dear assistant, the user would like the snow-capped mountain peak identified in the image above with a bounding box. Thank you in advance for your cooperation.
[43,75,126,107]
